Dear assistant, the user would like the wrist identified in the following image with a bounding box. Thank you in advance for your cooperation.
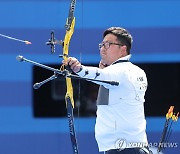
[76,65,83,73]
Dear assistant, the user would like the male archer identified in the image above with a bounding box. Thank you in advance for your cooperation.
[63,27,151,154]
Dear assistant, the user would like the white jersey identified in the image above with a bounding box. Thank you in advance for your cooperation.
[77,55,148,152]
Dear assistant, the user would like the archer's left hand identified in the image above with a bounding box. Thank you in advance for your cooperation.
[62,57,82,73]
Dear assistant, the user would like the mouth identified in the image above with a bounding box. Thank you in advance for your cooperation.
[100,54,106,59]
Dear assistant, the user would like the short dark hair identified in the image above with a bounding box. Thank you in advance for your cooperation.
[103,27,133,54]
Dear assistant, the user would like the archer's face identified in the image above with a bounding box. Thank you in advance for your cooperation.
[99,34,124,66]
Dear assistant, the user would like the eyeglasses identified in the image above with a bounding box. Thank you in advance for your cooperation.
[99,41,122,50]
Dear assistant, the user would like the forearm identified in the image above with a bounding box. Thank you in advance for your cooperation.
[76,65,119,88]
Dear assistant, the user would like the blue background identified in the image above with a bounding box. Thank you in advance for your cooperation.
[0,0,179,154]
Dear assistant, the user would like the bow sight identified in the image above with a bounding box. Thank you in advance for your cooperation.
[46,31,64,53]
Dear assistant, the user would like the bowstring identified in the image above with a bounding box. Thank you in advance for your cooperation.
[77,0,84,136]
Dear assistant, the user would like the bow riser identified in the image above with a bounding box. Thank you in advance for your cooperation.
[62,17,75,109]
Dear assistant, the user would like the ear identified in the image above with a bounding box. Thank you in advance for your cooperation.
[121,45,128,56]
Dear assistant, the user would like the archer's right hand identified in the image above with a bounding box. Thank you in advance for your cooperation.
[99,60,107,69]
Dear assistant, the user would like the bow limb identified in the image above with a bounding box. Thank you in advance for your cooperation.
[63,18,75,59]
[63,18,75,108]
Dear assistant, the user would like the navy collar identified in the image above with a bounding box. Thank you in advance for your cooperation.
[112,59,129,65]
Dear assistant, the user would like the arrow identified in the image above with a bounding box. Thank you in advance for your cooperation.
[0,33,32,44]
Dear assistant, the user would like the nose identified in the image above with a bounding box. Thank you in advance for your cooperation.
[99,46,104,53]
[100,47,106,55]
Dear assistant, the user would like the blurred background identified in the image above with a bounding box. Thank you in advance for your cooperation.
[0,0,179,153]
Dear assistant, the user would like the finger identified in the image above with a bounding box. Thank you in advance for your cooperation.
[63,57,71,65]
[70,61,79,70]
[68,58,77,66]
[99,60,108,68]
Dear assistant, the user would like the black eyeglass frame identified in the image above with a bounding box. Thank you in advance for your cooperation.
[99,41,122,50]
